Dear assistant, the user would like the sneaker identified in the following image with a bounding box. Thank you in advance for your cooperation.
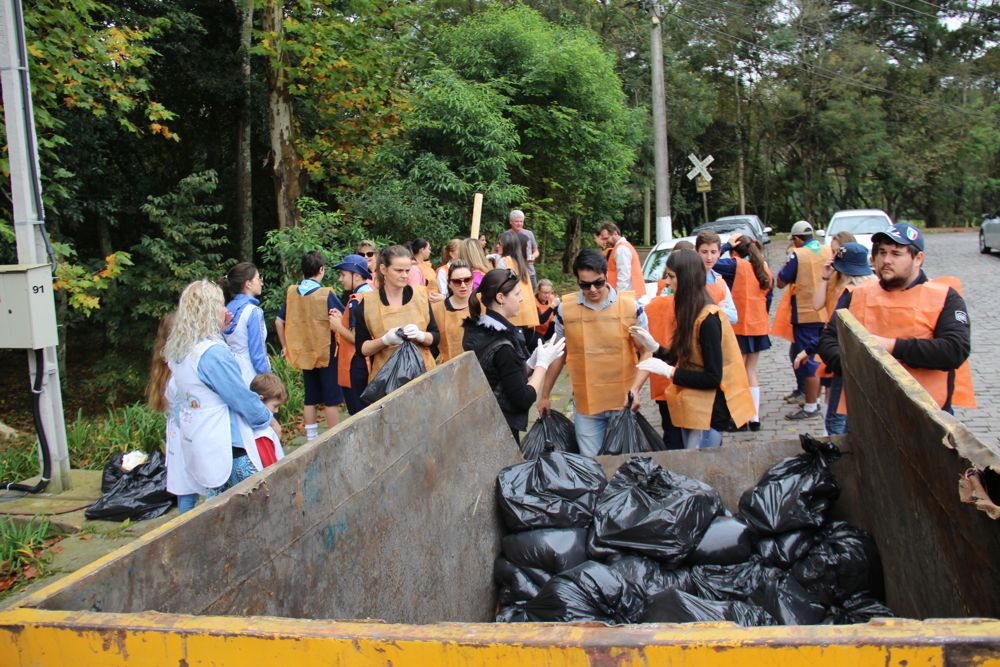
[748,421,761,432]
[785,407,821,421]
[783,390,805,404]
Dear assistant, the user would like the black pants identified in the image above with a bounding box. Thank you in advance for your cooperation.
[656,400,685,450]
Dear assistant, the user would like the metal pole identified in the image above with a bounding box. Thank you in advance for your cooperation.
[649,6,672,243]
[0,0,71,491]
[702,191,709,225]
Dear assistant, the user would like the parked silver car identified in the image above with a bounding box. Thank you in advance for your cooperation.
[980,212,1000,255]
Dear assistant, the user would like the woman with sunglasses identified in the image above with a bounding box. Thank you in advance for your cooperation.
[432,260,476,363]
[632,249,754,450]
[463,269,565,443]
[355,245,439,386]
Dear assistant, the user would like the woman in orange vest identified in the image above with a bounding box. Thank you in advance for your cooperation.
[497,230,541,348]
[407,238,442,303]
[328,254,375,415]
[534,279,560,342]
[431,260,475,363]
[633,249,754,449]
[355,245,439,387]
[717,233,772,431]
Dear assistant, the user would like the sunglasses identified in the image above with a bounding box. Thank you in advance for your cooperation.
[450,276,474,286]
[362,251,376,258]
[578,277,607,291]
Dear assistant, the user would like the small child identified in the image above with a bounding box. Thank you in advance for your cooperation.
[248,373,288,469]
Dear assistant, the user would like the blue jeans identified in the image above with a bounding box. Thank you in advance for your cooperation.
[681,428,722,450]
[825,376,847,435]
[574,408,618,457]
[176,493,199,514]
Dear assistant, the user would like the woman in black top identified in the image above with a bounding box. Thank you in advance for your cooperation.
[462,269,564,443]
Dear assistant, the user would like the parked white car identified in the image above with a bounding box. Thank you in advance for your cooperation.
[980,212,1000,255]
[821,209,893,253]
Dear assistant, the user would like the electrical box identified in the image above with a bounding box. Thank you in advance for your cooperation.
[0,264,58,349]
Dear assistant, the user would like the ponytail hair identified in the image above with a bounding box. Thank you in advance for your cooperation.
[465,268,520,323]
[731,238,771,290]
[223,262,258,302]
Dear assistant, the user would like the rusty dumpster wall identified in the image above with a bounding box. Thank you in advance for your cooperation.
[21,352,522,623]
[838,312,1000,620]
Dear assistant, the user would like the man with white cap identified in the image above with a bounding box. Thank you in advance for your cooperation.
[817,222,973,414]
[776,220,833,420]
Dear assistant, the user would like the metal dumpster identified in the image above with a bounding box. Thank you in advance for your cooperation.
[0,313,998,665]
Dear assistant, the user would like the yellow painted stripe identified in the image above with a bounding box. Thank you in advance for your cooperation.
[2,610,999,666]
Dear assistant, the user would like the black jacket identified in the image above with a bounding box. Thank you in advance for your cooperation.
[463,311,534,431]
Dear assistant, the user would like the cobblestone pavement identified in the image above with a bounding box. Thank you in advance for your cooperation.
[540,230,998,448]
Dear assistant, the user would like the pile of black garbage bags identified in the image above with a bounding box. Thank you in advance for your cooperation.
[494,434,893,625]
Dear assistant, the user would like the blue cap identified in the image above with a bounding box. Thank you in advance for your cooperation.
[832,242,873,277]
[332,254,372,280]
[872,222,924,252]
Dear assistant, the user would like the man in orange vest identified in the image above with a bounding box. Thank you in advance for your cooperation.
[817,222,972,414]
[597,222,647,299]
[538,249,647,456]
[776,220,832,420]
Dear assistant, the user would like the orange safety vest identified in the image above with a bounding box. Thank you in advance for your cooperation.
[501,257,540,328]
[431,298,469,363]
[842,277,975,410]
[562,291,638,415]
[791,244,833,324]
[283,285,333,370]
[362,286,437,379]
[771,286,794,342]
[421,261,438,295]
[607,239,647,298]
[336,292,362,387]
[654,277,727,307]
[731,260,772,336]
[644,294,677,401]
[535,296,557,336]
[664,305,755,430]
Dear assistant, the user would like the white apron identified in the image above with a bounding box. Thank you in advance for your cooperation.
[164,376,206,496]
[170,340,254,489]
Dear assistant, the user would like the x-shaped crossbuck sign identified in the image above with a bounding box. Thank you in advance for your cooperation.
[686,153,714,182]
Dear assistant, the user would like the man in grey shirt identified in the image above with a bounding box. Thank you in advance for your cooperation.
[509,209,539,289]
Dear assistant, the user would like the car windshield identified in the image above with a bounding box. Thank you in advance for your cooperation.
[643,247,671,282]
[696,223,752,236]
[829,215,889,235]
[715,217,759,231]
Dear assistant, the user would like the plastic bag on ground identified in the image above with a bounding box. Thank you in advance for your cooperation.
[501,528,589,574]
[523,561,645,623]
[640,589,777,626]
[591,457,723,566]
[359,337,425,403]
[738,434,841,535]
[607,555,695,601]
[494,557,549,605]
[597,394,666,455]
[755,528,820,569]
[749,574,828,625]
[497,451,607,531]
[85,450,175,522]
[687,516,756,565]
[690,558,777,602]
[791,521,885,604]
[520,410,578,459]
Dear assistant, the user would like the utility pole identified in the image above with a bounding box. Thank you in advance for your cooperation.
[0,0,71,491]
[642,1,672,243]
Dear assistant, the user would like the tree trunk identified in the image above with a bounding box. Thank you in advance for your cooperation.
[562,213,582,274]
[235,0,254,257]
[263,0,301,229]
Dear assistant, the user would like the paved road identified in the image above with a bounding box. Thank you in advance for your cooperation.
[542,230,998,448]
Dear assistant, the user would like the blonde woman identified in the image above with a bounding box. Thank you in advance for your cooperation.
[435,238,463,295]
[165,280,277,495]
[456,236,491,291]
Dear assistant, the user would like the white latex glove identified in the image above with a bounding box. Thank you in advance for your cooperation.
[526,344,540,370]
[402,323,423,342]
[381,328,404,346]
[629,326,659,353]
[534,337,566,370]
[637,357,675,378]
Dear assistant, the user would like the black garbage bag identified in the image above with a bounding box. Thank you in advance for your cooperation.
[640,589,777,626]
[591,457,723,566]
[502,528,589,574]
[607,555,695,600]
[523,561,645,623]
[597,393,665,455]
[791,521,885,604]
[750,574,828,625]
[829,592,895,624]
[494,557,549,605]
[85,451,175,521]
[690,558,780,602]
[359,336,425,403]
[497,451,607,531]
[496,605,529,623]
[687,516,756,565]
[738,434,841,535]
[755,528,820,569]
[520,410,578,459]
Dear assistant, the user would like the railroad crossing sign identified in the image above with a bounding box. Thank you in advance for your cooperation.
[686,153,713,182]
